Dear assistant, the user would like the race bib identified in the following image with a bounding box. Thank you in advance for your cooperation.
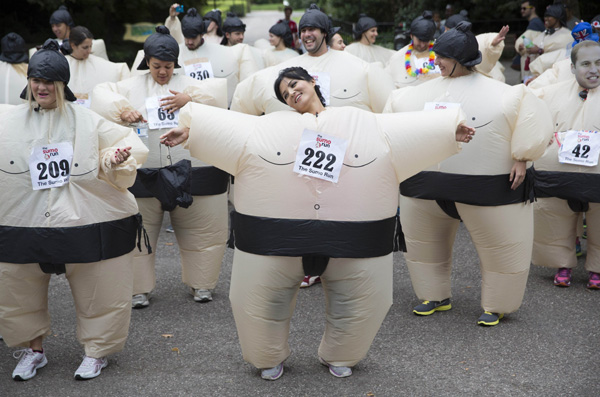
[145,96,179,130]
[423,102,461,111]
[29,142,73,190]
[294,129,347,183]
[184,58,214,81]
[310,72,331,106]
[75,93,90,108]
[415,56,441,74]
[558,130,600,167]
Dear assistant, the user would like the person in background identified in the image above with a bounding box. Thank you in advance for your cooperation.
[221,12,246,46]
[203,9,224,45]
[280,2,300,52]
[263,21,299,67]
[345,14,395,66]
[328,26,346,51]
[0,33,28,105]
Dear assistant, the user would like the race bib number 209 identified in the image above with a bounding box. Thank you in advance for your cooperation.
[29,142,73,190]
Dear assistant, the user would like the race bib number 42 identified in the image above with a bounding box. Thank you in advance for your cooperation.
[294,129,347,183]
[558,130,600,167]
[29,142,73,190]
[145,96,179,130]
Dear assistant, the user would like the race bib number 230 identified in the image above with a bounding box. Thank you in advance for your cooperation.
[294,129,347,183]
[29,142,73,190]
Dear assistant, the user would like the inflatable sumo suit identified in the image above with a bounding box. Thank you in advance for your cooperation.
[0,33,28,105]
[532,78,600,273]
[91,28,229,297]
[231,5,393,115]
[529,22,600,88]
[67,54,130,108]
[519,4,572,82]
[345,14,395,66]
[140,8,258,107]
[0,40,148,356]
[201,9,224,45]
[262,21,299,67]
[387,11,440,89]
[384,23,553,315]
[175,102,468,368]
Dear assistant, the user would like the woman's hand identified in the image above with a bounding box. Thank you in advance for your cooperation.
[111,146,133,165]
[492,25,509,47]
[120,110,144,124]
[510,160,527,190]
[160,127,190,147]
[526,45,541,55]
[161,90,192,114]
[169,3,181,18]
[455,124,475,143]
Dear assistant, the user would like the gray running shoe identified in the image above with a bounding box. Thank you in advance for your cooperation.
[319,357,352,378]
[261,363,283,380]
[191,288,212,302]
[132,293,150,309]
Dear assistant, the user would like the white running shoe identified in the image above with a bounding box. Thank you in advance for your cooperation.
[191,288,212,302]
[300,276,321,288]
[12,348,47,381]
[74,356,108,380]
[132,293,150,308]
[319,357,352,378]
[261,363,284,380]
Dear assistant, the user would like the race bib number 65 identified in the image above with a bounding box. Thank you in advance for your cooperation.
[145,96,179,130]
[29,142,73,190]
[294,129,347,183]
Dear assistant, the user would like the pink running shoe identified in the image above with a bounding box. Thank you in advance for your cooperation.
[554,267,572,287]
[587,272,600,289]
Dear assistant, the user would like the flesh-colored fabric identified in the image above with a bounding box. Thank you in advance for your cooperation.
[528,58,572,89]
[230,49,394,114]
[0,252,134,357]
[529,47,569,76]
[345,42,395,66]
[29,38,108,61]
[229,250,392,368]
[133,194,228,294]
[384,73,553,170]
[203,33,223,45]
[178,103,466,368]
[130,43,254,107]
[0,61,27,105]
[91,73,227,169]
[0,104,147,228]
[520,27,572,82]
[401,197,532,313]
[165,15,184,44]
[247,45,266,70]
[385,73,553,314]
[532,79,600,272]
[262,47,299,67]
[67,54,130,100]
[475,32,506,82]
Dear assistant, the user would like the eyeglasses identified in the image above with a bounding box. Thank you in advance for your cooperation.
[579,89,588,101]
[521,6,533,10]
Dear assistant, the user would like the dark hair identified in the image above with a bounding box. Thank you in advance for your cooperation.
[274,67,326,107]
[70,26,94,46]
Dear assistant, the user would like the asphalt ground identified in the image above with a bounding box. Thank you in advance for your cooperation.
[1,14,596,397]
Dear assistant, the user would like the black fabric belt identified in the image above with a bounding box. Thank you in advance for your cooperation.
[229,211,401,277]
[129,166,229,198]
[229,211,399,258]
[532,168,600,212]
[400,169,535,206]
[0,214,147,270]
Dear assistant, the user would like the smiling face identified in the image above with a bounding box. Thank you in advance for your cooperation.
[147,57,174,85]
[227,31,244,45]
[269,33,281,47]
[361,27,378,45]
[52,23,70,40]
[278,77,319,113]
[301,27,327,56]
[31,78,57,109]
[544,16,560,30]
[71,38,93,60]
[572,45,600,90]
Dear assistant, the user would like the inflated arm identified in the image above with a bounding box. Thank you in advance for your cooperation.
[91,82,136,125]
[182,77,228,109]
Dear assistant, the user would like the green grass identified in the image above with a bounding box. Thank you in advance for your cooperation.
[249,3,285,11]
